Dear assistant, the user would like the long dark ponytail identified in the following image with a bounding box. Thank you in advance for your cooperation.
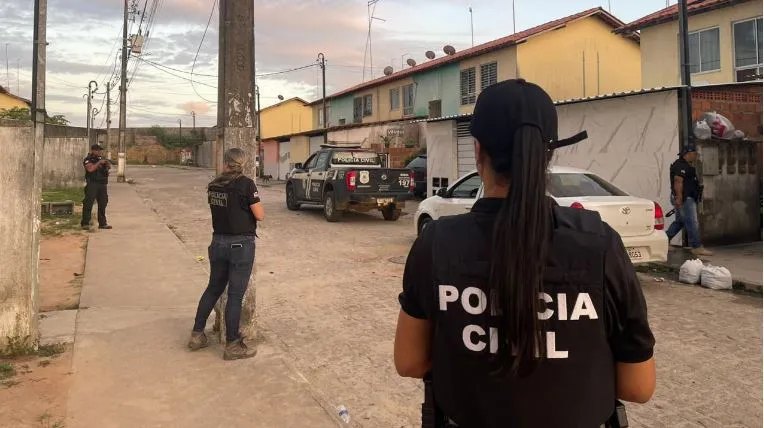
[488,126,552,377]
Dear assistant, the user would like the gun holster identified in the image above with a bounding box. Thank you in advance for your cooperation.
[606,401,629,428]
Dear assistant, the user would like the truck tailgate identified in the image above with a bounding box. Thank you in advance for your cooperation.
[352,168,412,194]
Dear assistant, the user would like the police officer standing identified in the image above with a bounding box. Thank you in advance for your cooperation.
[666,147,712,256]
[394,80,656,427]
[81,144,112,230]
[189,148,264,361]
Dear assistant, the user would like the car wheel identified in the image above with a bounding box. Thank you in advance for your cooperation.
[417,215,432,235]
[286,185,301,211]
[382,204,401,221]
[324,191,343,222]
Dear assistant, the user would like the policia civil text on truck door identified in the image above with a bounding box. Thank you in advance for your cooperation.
[394,80,656,428]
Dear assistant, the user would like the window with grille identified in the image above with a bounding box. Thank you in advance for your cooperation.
[688,27,721,73]
[734,17,763,82]
[460,67,476,105]
[402,84,415,116]
[353,97,363,123]
[363,94,373,117]
[480,62,498,90]
[390,88,400,111]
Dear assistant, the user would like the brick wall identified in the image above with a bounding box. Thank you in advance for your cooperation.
[692,83,763,139]
[126,136,182,164]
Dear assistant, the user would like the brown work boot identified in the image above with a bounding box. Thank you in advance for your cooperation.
[187,331,208,351]
[692,247,714,256]
[223,339,257,361]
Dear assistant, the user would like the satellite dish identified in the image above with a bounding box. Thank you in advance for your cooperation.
[406,58,417,67]
[383,66,394,76]
[443,45,456,55]
[425,51,436,60]
[277,95,284,101]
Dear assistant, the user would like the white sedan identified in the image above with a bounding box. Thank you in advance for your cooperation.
[413,166,668,264]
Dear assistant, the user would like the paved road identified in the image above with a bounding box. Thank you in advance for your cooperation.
[128,166,762,427]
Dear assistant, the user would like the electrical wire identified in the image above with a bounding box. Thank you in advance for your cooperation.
[190,0,218,103]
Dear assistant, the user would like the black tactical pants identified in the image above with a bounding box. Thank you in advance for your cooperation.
[81,182,108,227]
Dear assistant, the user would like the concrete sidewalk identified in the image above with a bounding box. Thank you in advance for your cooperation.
[663,242,762,292]
[66,182,338,427]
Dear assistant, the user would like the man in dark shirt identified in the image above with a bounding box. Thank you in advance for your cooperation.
[81,144,112,230]
[666,148,712,256]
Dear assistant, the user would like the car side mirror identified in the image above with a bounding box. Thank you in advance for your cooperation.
[295,163,303,170]
[436,188,448,198]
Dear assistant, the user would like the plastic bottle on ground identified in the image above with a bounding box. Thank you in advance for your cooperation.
[338,405,350,423]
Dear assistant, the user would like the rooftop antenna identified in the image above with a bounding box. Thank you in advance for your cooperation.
[383,66,394,76]
[406,58,417,67]
[363,0,386,81]
[425,51,436,60]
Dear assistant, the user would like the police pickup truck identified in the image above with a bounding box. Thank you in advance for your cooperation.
[285,145,415,222]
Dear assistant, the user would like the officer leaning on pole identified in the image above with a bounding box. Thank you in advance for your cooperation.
[81,144,112,230]
[394,80,656,428]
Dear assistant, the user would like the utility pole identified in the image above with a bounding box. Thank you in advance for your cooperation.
[191,111,196,130]
[117,0,129,182]
[106,82,112,158]
[91,107,98,131]
[678,0,693,150]
[16,59,20,94]
[4,43,9,89]
[86,80,97,143]
[318,53,327,143]
[512,0,516,34]
[178,118,182,143]
[469,6,474,47]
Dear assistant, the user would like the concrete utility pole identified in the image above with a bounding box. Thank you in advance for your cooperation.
[4,43,9,89]
[214,0,258,344]
[469,6,474,47]
[117,0,129,182]
[318,52,327,143]
[86,80,97,143]
[191,111,196,130]
[677,0,693,150]
[106,82,112,158]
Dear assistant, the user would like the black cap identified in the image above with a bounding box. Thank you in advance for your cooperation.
[91,144,103,150]
[679,146,697,156]
[469,79,587,171]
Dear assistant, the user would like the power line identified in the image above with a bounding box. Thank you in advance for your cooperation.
[138,59,217,88]
[190,0,217,103]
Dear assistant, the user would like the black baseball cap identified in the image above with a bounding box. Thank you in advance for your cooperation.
[469,79,587,170]
[91,144,104,150]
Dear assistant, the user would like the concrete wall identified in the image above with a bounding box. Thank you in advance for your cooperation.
[413,63,460,118]
[262,140,279,179]
[518,16,642,100]
[424,120,458,197]
[640,0,762,87]
[327,121,424,149]
[194,141,215,168]
[696,138,762,244]
[43,137,88,189]
[0,120,41,351]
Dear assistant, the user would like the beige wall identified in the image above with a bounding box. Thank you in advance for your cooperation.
[518,16,642,99]
[641,0,763,87]
[0,94,29,111]
[355,76,416,124]
[458,46,518,115]
[260,99,313,140]
[290,136,310,164]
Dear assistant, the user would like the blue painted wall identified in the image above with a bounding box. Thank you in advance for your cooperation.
[412,63,460,117]
[329,95,354,126]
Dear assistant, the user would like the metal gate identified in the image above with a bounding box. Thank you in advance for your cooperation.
[456,121,475,178]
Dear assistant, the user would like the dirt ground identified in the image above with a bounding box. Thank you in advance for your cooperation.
[39,234,87,312]
[0,345,72,428]
[126,167,761,427]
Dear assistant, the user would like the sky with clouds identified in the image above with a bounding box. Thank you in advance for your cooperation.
[0,0,676,128]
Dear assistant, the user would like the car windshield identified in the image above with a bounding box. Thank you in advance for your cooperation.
[406,156,426,169]
[331,151,381,166]
[548,173,628,197]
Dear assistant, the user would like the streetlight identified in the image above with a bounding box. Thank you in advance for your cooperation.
[317,52,327,143]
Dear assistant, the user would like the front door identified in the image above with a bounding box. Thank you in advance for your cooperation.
[309,151,332,201]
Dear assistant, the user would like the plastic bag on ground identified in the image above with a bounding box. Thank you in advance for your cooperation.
[700,265,733,290]
[678,259,704,284]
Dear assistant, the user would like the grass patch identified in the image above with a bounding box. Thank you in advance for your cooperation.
[0,363,15,379]
[38,343,66,358]
[42,188,82,205]
[38,411,65,428]
[41,214,83,237]
[2,379,19,388]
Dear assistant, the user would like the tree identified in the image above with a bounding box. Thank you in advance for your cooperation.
[0,107,70,126]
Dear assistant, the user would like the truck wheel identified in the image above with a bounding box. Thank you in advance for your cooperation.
[417,215,432,235]
[286,184,301,211]
[324,191,343,222]
[382,204,401,221]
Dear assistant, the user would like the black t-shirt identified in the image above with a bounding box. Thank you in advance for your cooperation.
[670,157,699,200]
[399,198,655,428]
[83,154,109,183]
[208,176,260,236]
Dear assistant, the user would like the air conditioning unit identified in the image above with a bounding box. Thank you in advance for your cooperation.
[428,100,442,118]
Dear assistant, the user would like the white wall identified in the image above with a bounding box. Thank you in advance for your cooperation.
[424,120,458,197]
[43,137,89,189]
[278,141,291,180]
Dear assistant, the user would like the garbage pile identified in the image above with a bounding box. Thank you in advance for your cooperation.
[679,258,733,290]
[693,111,746,141]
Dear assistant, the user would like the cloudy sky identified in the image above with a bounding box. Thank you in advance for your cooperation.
[1,0,676,128]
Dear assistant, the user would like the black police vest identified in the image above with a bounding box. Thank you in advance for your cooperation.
[84,155,109,183]
[208,180,257,236]
[428,206,615,428]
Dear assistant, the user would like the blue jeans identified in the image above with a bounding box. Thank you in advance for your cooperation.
[193,234,255,343]
[666,197,702,249]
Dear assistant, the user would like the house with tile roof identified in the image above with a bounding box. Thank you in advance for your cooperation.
[310,7,641,130]
[616,0,762,87]
[0,85,31,111]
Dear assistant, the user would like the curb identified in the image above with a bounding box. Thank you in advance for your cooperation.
[636,263,763,294]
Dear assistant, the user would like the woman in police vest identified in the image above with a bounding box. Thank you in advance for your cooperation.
[394,80,656,427]
[189,148,264,361]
